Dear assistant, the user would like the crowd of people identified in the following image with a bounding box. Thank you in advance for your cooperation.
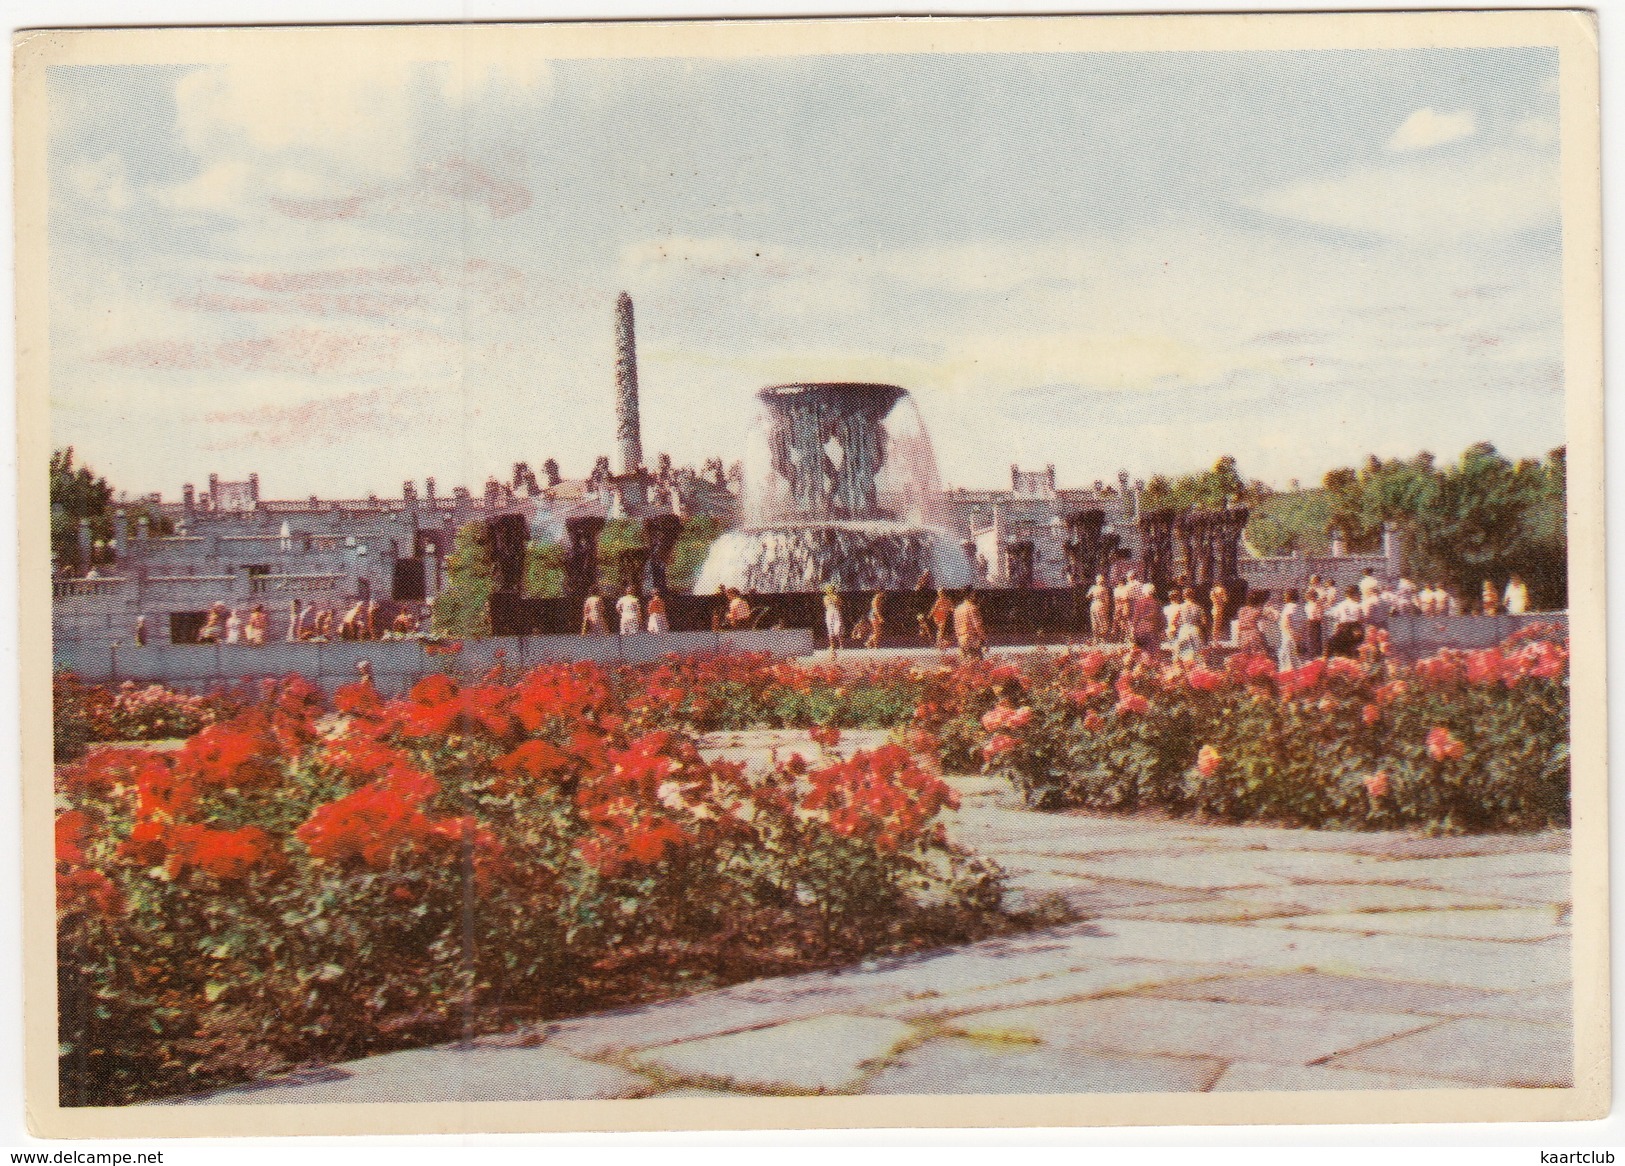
[176,598,432,646]
[1083,568,1536,667]
[579,587,674,636]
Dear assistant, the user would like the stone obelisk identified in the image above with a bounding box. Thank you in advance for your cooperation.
[613,293,646,511]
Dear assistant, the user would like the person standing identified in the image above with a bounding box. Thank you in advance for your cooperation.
[953,590,987,660]
[616,586,642,635]
[1173,589,1206,664]
[929,587,953,649]
[1480,579,1501,616]
[1208,582,1229,646]
[865,591,886,649]
[647,592,670,634]
[725,587,753,629]
[1504,573,1530,615]
[287,598,304,643]
[1326,586,1366,658]
[224,608,243,645]
[1277,589,1303,671]
[133,615,148,647]
[581,592,608,635]
[1303,584,1325,659]
[822,586,845,660]
[1087,574,1110,642]
[245,604,268,646]
[1130,582,1164,656]
[1233,591,1269,656]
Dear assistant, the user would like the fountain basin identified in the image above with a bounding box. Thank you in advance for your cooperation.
[693,520,974,595]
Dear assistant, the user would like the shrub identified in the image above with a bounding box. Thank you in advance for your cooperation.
[55,664,1001,1106]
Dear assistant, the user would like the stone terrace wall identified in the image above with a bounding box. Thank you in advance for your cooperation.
[1382,612,1566,663]
[53,630,815,699]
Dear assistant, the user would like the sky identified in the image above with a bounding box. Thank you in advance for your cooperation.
[47,40,1565,500]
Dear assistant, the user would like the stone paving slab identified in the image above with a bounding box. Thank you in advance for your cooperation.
[1326,1017,1573,1088]
[1142,970,1503,1017]
[1209,1061,1452,1092]
[1238,882,1529,916]
[628,1014,915,1093]
[1099,897,1300,924]
[1257,907,1568,943]
[1347,851,1573,883]
[540,984,910,1058]
[179,1045,652,1104]
[862,1036,1224,1095]
[1060,852,1298,892]
[946,996,1438,1068]
[1441,984,1572,1027]
[875,959,1240,1021]
[1439,873,1571,906]
[1062,919,1572,992]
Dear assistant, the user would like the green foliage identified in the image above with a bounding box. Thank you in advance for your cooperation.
[520,514,726,600]
[669,514,725,593]
[1141,455,1273,513]
[524,541,566,598]
[1245,444,1567,609]
[1246,488,1337,556]
[50,447,172,571]
[430,522,495,637]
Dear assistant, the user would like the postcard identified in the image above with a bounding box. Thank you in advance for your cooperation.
[16,10,1606,1138]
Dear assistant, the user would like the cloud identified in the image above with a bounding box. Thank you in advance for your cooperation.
[1386,107,1476,152]
[1243,149,1557,242]
[173,47,551,176]
[94,327,421,376]
[1513,116,1559,145]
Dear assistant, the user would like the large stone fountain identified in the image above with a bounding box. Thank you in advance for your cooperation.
[694,382,975,594]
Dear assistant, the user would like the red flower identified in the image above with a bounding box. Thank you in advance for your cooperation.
[165,824,278,880]
[1081,711,1105,733]
[1114,693,1149,717]
[1186,666,1223,693]
[809,724,842,750]
[1195,745,1221,778]
[119,819,169,866]
[1364,770,1391,799]
[55,810,92,865]
[493,739,573,787]
[334,679,382,716]
[1426,726,1466,763]
[172,714,280,790]
[57,867,121,917]
[983,732,1017,760]
[1361,703,1381,727]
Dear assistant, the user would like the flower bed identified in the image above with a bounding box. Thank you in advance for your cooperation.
[937,624,1570,832]
[55,663,1001,1107]
[53,673,248,760]
[53,627,1569,1104]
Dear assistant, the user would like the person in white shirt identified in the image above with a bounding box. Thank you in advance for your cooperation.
[1504,574,1530,615]
[1326,587,1366,658]
[616,587,643,635]
[581,592,608,635]
[224,608,243,644]
[1173,589,1206,663]
[1277,589,1303,671]
[1358,570,1381,604]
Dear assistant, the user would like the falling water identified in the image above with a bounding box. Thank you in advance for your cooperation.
[696,382,973,594]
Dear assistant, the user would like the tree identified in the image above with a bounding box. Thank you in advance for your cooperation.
[50,448,171,571]
[431,521,495,637]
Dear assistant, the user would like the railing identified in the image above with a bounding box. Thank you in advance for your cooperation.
[52,576,127,599]
[250,573,343,594]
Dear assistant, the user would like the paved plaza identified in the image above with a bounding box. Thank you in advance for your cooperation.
[180,729,1572,1104]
